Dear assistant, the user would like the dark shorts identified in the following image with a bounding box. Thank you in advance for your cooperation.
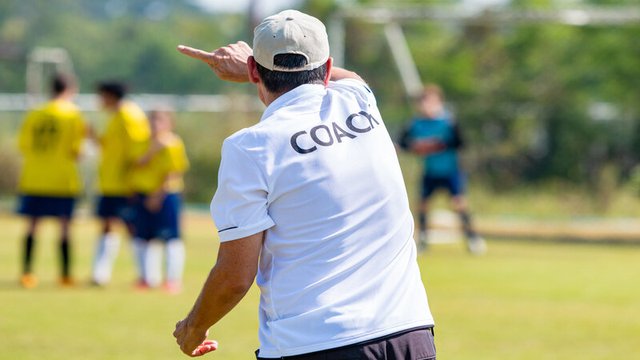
[17,195,76,218]
[256,326,436,360]
[96,195,135,222]
[421,171,465,199]
[132,193,182,241]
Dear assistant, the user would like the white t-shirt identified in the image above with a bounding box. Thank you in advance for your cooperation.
[210,79,434,358]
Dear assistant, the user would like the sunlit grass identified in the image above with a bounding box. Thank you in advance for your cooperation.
[1,212,639,359]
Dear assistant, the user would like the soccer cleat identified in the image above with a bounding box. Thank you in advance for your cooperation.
[134,279,150,292]
[90,279,106,287]
[163,281,182,295]
[467,236,487,255]
[59,276,75,287]
[20,274,38,289]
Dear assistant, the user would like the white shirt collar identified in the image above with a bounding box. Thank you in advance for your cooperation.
[260,83,327,122]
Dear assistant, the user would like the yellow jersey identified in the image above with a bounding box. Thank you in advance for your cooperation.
[98,101,150,196]
[18,99,86,196]
[130,135,189,194]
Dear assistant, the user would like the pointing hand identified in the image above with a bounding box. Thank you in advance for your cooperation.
[177,42,253,83]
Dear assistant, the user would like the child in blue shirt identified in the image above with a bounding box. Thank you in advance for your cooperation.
[399,84,486,254]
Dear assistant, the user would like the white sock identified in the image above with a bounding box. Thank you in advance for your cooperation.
[92,233,120,285]
[144,241,163,288]
[165,240,185,284]
[132,238,147,282]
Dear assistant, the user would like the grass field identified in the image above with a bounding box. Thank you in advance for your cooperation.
[1,212,639,360]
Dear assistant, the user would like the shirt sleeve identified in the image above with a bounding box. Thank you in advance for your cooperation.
[210,138,274,242]
[170,139,190,173]
[18,112,34,155]
[120,103,150,142]
[448,123,464,150]
[70,110,86,158]
[333,78,377,108]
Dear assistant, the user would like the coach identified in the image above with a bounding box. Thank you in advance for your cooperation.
[173,10,436,359]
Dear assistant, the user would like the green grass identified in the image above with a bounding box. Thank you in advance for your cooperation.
[1,213,639,359]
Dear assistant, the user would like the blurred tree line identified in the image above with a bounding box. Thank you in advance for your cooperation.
[1,0,640,204]
[0,0,250,94]
[306,0,640,201]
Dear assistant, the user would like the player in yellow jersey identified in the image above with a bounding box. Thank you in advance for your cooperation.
[91,81,150,286]
[129,108,189,293]
[16,74,86,288]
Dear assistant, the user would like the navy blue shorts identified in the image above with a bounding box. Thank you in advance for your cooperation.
[17,195,76,218]
[421,171,466,199]
[133,193,182,241]
[96,195,135,222]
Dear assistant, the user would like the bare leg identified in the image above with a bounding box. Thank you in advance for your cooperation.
[22,217,39,275]
[451,196,486,255]
[417,198,430,251]
[20,217,39,288]
[59,217,73,284]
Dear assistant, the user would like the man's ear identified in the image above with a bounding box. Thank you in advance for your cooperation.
[324,57,333,86]
[247,56,260,84]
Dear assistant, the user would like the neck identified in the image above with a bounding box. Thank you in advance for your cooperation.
[54,93,72,102]
[262,90,286,107]
[261,82,324,107]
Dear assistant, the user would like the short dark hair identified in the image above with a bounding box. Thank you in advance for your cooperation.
[96,81,127,100]
[51,73,75,96]
[256,54,327,94]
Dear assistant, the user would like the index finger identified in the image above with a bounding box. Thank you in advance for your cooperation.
[177,45,214,63]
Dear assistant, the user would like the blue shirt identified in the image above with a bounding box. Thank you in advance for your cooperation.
[405,112,459,177]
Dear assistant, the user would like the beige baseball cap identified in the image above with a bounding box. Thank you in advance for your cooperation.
[253,9,330,72]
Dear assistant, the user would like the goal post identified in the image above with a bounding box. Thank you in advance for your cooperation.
[25,47,75,105]
[329,4,640,100]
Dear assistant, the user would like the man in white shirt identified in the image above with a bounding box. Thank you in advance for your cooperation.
[173,10,436,359]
